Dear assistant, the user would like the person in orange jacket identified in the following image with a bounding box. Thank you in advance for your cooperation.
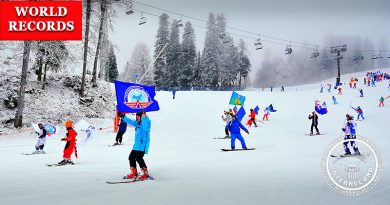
[247,109,258,127]
[58,120,78,165]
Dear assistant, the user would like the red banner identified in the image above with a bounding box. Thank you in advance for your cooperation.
[0,0,82,40]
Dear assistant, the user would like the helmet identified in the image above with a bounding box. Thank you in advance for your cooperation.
[65,120,73,128]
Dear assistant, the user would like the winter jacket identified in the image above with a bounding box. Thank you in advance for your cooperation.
[380,97,385,102]
[118,119,127,133]
[343,120,357,135]
[63,127,77,158]
[228,118,248,134]
[352,107,363,113]
[123,116,151,154]
[222,114,233,125]
[308,114,318,125]
[250,111,256,119]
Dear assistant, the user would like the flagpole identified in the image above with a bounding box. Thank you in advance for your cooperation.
[137,43,168,84]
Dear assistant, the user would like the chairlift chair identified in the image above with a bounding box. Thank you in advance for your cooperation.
[372,54,377,60]
[126,1,134,15]
[138,12,146,25]
[285,45,292,55]
[254,35,263,50]
[176,16,184,27]
[377,53,383,59]
[388,53,390,58]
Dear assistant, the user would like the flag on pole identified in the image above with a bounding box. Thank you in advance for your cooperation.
[236,106,246,122]
[254,105,259,115]
[115,80,160,113]
[229,91,246,105]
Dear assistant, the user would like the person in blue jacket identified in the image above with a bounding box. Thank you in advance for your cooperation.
[228,114,249,149]
[121,111,151,180]
[172,89,176,99]
[114,114,127,145]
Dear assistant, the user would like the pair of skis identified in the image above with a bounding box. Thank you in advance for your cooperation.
[106,175,155,184]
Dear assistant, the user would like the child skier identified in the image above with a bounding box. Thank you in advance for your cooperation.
[122,111,151,180]
[58,120,77,165]
[114,113,127,145]
[228,114,249,150]
[351,106,365,120]
[33,123,47,154]
[308,112,320,135]
[342,114,360,155]
[262,108,270,121]
[332,96,338,104]
[247,109,258,127]
[379,96,385,107]
[222,110,233,138]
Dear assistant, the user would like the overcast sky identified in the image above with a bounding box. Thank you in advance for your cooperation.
[108,0,390,75]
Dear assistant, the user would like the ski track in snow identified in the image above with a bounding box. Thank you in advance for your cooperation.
[0,69,389,205]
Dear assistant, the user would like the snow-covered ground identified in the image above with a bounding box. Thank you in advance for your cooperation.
[0,69,389,205]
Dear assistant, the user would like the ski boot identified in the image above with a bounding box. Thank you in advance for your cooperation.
[138,168,149,181]
[124,167,137,179]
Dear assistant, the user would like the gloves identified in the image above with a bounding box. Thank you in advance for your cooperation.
[246,131,249,134]
[35,131,39,135]
[61,138,66,141]
[342,128,345,132]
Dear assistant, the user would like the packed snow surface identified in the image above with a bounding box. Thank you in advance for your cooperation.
[0,69,389,205]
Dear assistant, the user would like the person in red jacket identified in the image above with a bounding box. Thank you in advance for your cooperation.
[247,109,258,127]
[338,87,342,95]
[58,120,78,165]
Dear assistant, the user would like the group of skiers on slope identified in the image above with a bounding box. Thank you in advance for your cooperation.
[32,121,78,165]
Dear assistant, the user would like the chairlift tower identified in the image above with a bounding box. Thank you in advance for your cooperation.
[330,45,347,86]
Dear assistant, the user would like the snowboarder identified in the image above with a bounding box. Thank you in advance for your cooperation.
[221,110,233,138]
[359,89,363,97]
[308,112,320,135]
[332,96,338,104]
[33,123,47,154]
[342,114,360,155]
[58,120,77,165]
[379,96,385,107]
[114,113,127,145]
[227,114,249,150]
[351,106,365,120]
[122,111,151,180]
[337,87,342,95]
[172,89,176,99]
[262,108,270,121]
[247,109,258,127]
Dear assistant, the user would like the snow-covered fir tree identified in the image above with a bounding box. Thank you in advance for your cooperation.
[166,20,182,88]
[201,13,219,88]
[237,39,251,88]
[179,22,196,88]
[121,42,151,83]
[106,44,118,82]
[153,13,170,88]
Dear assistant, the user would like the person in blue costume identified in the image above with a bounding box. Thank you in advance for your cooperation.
[227,114,249,150]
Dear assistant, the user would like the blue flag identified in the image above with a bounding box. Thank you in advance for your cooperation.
[229,91,246,105]
[254,106,259,115]
[114,80,160,113]
[236,106,246,122]
[267,104,277,112]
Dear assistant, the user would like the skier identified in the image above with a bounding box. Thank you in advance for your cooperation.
[364,78,366,85]
[332,96,338,104]
[379,96,385,107]
[337,87,342,95]
[327,84,331,92]
[320,85,324,93]
[371,79,376,87]
[270,86,273,92]
[221,110,233,138]
[342,114,360,155]
[228,114,249,150]
[281,86,285,92]
[262,107,270,121]
[172,89,176,99]
[58,120,77,165]
[359,89,364,97]
[308,112,320,135]
[33,123,47,154]
[247,109,258,127]
[114,113,127,145]
[122,111,151,180]
[351,106,365,120]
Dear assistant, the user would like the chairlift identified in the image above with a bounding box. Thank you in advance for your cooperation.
[310,49,319,58]
[353,54,364,61]
[377,53,383,59]
[125,1,134,15]
[254,35,263,50]
[138,12,146,25]
[285,42,292,55]
[372,54,377,60]
[222,38,230,44]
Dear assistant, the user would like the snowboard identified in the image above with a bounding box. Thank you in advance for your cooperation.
[22,152,46,155]
[221,148,255,152]
[106,175,155,184]
[214,136,231,139]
